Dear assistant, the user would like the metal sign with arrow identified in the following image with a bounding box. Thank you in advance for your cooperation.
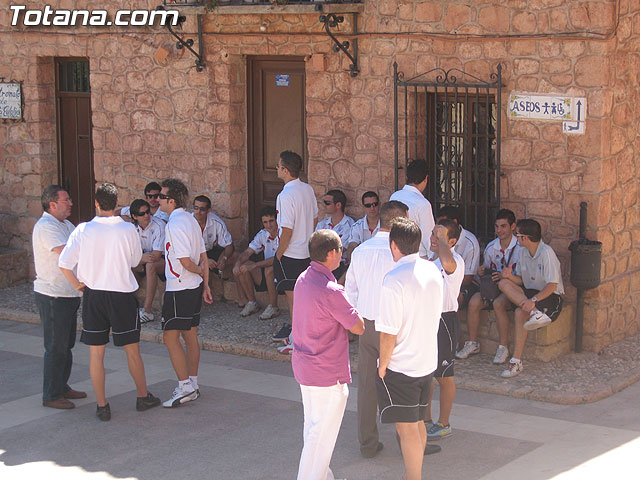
[562,97,586,135]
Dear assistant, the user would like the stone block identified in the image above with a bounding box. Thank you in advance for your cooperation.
[477,5,510,32]
[443,4,470,32]
[415,2,442,23]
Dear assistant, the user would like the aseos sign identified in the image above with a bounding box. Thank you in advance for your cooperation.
[0,82,22,120]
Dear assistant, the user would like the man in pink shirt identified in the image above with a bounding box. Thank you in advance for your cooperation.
[292,229,365,480]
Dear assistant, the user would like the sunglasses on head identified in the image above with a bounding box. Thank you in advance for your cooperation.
[135,209,151,216]
[145,193,160,199]
[363,201,379,208]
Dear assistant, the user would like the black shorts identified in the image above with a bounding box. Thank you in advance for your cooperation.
[81,287,140,347]
[435,311,459,378]
[161,283,203,331]
[207,245,225,262]
[459,282,479,310]
[524,288,563,321]
[249,253,269,293]
[376,369,432,424]
[274,255,310,293]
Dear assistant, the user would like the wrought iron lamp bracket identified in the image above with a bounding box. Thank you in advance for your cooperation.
[319,13,359,77]
[158,6,205,72]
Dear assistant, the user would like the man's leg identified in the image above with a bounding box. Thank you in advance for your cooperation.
[264,266,278,307]
[122,342,148,397]
[396,421,426,480]
[61,298,81,392]
[143,260,164,313]
[436,377,455,426]
[285,291,294,320]
[493,293,511,347]
[466,292,484,342]
[163,330,189,381]
[89,345,107,406]
[511,308,530,360]
[181,327,200,377]
[357,319,381,457]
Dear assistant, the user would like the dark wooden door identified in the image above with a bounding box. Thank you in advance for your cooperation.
[55,59,94,225]
[247,56,306,235]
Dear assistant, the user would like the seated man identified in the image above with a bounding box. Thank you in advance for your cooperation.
[192,195,235,298]
[130,199,166,323]
[315,189,354,283]
[436,206,480,309]
[232,206,280,320]
[346,191,381,262]
[118,182,169,223]
[457,209,521,364]
[498,219,564,378]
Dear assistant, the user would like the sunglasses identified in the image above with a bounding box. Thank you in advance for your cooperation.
[145,193,160,199]
[323,200,334,206]
[135,210,151,216]
[336,245,344,253]
[363,201,379,208]
[158,194,172,200]
[515,233,528,238]
[193,205,209,211]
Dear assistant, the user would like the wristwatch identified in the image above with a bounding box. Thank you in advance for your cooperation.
[530,296,538,303]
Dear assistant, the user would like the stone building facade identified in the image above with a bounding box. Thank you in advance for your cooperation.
[1,0,638,355]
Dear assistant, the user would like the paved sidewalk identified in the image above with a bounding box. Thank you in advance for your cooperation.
[1,282,639,405]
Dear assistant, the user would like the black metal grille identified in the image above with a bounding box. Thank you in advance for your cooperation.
[393,63,502,245]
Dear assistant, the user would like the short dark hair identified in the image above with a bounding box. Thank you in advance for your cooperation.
[389,217,421,255]
[437,205,461,223]
[144,182,161,194]
[161,179,189,209]
[496,208,516,225]
[260,206,277,219]
[279,151,303,178]
[41,185,66,212]
[379,200,409,230]
[327,189,347,212]
[309,229,341,263]
[437,218,461,242]
[361,191,379,204]
[95,183,118,211]
[516,219,542,243]
[130,199,150,217]
[405,159,428,185]
[193,195,211,209]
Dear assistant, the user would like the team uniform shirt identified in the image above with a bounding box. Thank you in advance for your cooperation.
[348,215,380,246]
[515,241,565,295]
[248,228,279,260]
[58,216,141,293]
[292,261,361,387]
[121,205,169,223]
[376,254,443,377]
[390,185,435,257]
[316,215,354,260]
[32,212,82,298]
[276,178,318,259]
[428,249,465,312]
[455,227,480,276]
[194,211,233,252]
[164,208,206,292]
[345,231,396,320]
[136,215,165,254]
[483,235,521,273]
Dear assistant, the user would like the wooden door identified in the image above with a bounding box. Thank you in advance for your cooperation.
[247,56,306,235]
[55,59,94,225]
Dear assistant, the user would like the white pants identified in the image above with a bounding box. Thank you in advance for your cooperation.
[297,382,349,480]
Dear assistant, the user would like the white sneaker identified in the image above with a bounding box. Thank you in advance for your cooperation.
[240,302,260,317]
[138,307,154,324]
[162,384,197,408]
[501,360,523,378]
[259,304,280,320]
[456,341,480,359]
[492,345,509,364]
[524,310,552,331]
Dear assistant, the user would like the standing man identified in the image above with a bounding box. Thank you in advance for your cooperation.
[272,151,318,351]
[119,181,169,223]
[59,183,160,421]
[390,159,435,258]
[159,179,213,407]
[292,229,364,480]
[33,185,85,409]
[346,191,381,261]
[345,200,408,458]
[376,217,443,480]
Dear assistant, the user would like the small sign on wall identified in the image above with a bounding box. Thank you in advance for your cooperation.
[0,81,23,120]
[509,93,572,120]
[275,74,290,87]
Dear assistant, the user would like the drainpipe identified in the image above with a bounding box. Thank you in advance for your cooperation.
[575,202,587,353]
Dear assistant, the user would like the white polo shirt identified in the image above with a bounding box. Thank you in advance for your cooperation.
[136,215,165,254]
[454,227,480,276]
[32,212,82,298]
[515,241,565,295]
[164,208,206,292]
[316,214,354,243]
[376,253,443,377]
[345,231,396,320]
[276,178,318,259]
[349,215,380,246]
[121,205,169,223]
[59,216,141,293]
[428,249,465,312]
[484,235,521,273]
[195,211,233,251]
[248,229,279,260]
[389,185,435,257]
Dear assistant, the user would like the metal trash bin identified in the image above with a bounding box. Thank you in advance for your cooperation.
[569,239,602,290]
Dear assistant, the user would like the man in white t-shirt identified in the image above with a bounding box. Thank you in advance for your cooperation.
[158,179,213,407]
[315,189,354,283]
[272,151,318,351]
[346,191,381,261]
[376,217,443,479]
[129,198,165,324]
[232,206,280,320]
[498,219,564,378]
[59,183,160,421]
[425,220,465,442]
[118,181,169,223]
[33,185,85,410]
[390,159,435,258]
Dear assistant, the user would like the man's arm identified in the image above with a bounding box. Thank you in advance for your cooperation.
[59,267,85,291]
[216,244,235,270]
[378,332,397,378]
[435,225,457,275]
[276,227,293,260]
[349,316,365,335]
[140,250,162,264]
[500,263,524,285]
[199,251,213,304]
